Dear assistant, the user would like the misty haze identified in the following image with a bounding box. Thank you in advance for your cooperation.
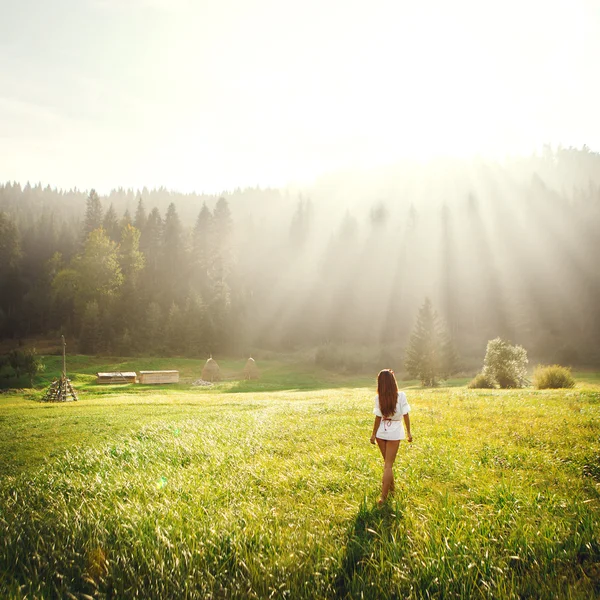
[1,151,598,366]
[1,1,599,598]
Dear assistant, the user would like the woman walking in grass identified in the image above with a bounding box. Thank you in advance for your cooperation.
[370,369,412,505]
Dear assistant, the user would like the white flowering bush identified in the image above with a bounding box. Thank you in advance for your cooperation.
[482,337,528,388]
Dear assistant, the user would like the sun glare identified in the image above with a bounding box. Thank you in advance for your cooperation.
[135,0,583,192]
[0,0,596,193]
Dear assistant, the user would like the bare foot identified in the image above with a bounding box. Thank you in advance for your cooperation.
[377,497,385,507]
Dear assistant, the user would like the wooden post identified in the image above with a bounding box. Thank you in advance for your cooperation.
[61,335,66,378]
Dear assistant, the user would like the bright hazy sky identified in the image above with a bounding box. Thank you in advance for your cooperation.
[1,0,599,193]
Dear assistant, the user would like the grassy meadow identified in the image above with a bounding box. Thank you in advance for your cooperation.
[1,357,599,599]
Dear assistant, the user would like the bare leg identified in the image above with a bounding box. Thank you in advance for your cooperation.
[376,438,395,495]
[376,437,386,460]
[376,438,387,501]
[378,439,400,504]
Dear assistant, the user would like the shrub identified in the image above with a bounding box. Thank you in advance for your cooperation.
[1,349,44,387]
[495,371,521,389]
[0,361,16,386]
[21,348,45,387]
[482,337,528,389]
[533,364,575,389]
[468,372,496,389]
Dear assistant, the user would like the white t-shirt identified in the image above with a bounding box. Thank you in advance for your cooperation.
[373,392,410,440]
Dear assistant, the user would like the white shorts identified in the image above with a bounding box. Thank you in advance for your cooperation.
[376,419,404,441]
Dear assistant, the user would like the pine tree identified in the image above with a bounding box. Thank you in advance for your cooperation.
[141,207,162,277]
[115,224,145,339]
[0,213,23,334]
[119,224,145,285]
[211,197,233,280]
[0,213,22,326]
[405,298,456,386]
[119,209,132,233]
[57,221,77,262]
[134,196,147,232]
[83,189,103,241]
[102,203,120,242]
[163,203,182,264]
[213,197,232,236]
[191,203,212,293]
[161,203,185,304]
[0,212,21,276]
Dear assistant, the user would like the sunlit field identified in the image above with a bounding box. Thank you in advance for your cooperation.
[1,358,599,599]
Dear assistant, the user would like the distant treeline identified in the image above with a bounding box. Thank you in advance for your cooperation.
[1,145,599,364]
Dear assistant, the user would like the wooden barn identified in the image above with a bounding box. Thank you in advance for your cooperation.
[97,372,137,384]
[138,370,180,384]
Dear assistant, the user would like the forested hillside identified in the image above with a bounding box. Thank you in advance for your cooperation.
[1,146,599,364]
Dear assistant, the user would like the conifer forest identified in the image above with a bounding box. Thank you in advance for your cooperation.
[1,146,599,366]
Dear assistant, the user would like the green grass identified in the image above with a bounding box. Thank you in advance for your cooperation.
[1,359,599,599]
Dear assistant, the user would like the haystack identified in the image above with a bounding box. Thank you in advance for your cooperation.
[202,357,221,382]
[243,357,260,380]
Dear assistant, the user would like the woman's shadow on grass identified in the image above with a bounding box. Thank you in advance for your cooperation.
[335,497,406,598]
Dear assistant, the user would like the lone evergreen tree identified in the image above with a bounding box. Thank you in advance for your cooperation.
[405,297,457,386]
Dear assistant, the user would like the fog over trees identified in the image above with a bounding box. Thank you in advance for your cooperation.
[1,145,599,366]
